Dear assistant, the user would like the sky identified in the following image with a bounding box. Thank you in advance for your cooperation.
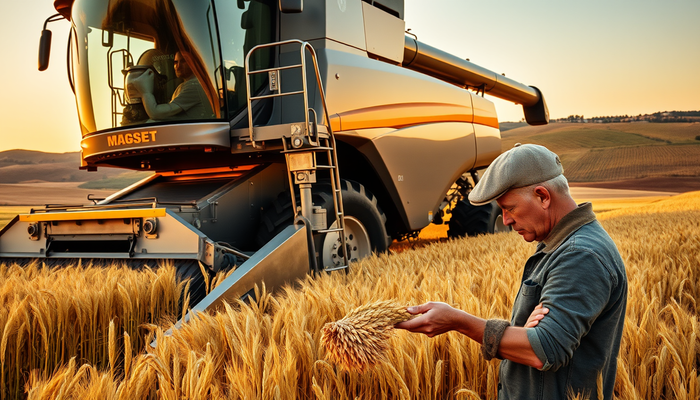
[0,0,698,153]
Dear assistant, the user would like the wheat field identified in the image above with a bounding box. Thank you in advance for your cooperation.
[1,193,699,399]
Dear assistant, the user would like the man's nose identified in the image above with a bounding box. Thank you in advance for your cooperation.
[502,210,514,226]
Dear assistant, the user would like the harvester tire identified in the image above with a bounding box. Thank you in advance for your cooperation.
[255,180,390,268]
[316,180,391,269]
[255,191,295,247]
[489,203,511,234]
[447,200,497,238]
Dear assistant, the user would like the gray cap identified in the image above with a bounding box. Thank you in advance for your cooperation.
[468,143,563,206]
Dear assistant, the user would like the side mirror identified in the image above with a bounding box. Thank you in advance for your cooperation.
[38,13,64,72]
[279,0,303,13]
[38,29,52,71]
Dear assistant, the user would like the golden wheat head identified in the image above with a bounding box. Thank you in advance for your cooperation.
[320,300,411,372]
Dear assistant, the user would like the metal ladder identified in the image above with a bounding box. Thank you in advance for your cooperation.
[245,40,348,272]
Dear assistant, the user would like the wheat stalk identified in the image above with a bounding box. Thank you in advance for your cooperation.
[320,300,411,373]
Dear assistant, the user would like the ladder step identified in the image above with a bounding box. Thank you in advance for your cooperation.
[317,228,343,234]
[282,146,334,154]
[251,90,304,101]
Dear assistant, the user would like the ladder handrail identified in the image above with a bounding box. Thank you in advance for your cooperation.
[245,40,349,272]
[245,39,312,149]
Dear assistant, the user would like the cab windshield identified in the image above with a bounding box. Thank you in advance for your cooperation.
[71,0,274,134]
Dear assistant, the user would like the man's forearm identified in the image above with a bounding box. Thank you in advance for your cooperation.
[499,327,544,369]
[141,93,182,119]
[452,310,543,369]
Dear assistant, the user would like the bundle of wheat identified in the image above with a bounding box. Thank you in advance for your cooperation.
[320,300,412,372]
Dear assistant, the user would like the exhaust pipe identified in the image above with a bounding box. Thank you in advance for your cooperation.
[403,36,549,125]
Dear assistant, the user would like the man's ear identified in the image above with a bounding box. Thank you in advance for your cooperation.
[533,186,551,209]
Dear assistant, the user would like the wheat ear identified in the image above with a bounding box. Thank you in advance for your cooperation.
[320,300,411,372]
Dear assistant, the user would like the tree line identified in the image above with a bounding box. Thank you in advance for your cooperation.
[552,110,700,124]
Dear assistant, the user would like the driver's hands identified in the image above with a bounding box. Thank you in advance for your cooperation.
[131,69,155,94]
[394,302,460,337]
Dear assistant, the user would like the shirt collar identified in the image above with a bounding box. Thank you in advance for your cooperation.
[541,202,597,254]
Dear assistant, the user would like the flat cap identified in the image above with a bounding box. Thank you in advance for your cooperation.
[468,143,563,206]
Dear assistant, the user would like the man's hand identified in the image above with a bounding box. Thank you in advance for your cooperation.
[525,303,549,328]
[394,302,462,337]
[397,301,544,368]
[131,69,155,94]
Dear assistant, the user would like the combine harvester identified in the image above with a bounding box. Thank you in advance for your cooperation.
[1,0,548,321]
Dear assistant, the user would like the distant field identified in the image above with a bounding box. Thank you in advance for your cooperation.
[608,122,700,143]
[565,144,700,182]
[503,122,700,189]
[501,122,700,148]
[526,128,663,150]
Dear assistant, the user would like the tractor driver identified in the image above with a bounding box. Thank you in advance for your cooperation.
[396,144,628,400]
[132,51,214,121]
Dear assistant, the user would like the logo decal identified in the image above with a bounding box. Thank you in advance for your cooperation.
[107,130,157,147]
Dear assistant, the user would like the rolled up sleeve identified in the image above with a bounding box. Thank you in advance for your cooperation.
[526,249,614,371]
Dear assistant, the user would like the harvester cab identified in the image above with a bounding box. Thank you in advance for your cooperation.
[3,0,548,320]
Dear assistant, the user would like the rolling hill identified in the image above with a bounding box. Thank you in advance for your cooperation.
[0,150,147,185]
[501,122,700,192]
[0,150,150,205]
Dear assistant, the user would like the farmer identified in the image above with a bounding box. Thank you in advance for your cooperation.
[396,143,627,400]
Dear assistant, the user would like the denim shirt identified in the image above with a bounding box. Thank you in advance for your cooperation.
[499,203,627,400]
